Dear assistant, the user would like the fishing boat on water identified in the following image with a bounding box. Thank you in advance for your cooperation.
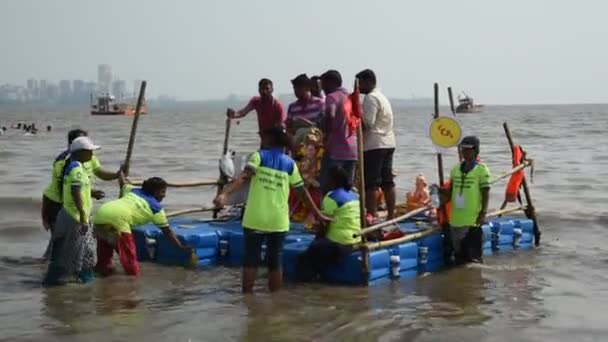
[456,92,484,113]
[90,93,147,116]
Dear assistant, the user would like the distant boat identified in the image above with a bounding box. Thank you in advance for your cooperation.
[90,93,147,116]
[455,92,484,113]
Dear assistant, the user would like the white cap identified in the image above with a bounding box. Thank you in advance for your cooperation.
[70,136,101,152]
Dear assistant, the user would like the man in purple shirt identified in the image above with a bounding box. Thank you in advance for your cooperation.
[319,70,358,194]
[286,74,325,146]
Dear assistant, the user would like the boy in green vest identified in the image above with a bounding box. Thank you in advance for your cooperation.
[442,136,491,264]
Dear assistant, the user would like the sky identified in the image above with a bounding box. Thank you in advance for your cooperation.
[1,0,607,104]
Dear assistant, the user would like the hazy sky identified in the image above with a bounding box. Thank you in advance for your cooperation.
[1,0,606,104]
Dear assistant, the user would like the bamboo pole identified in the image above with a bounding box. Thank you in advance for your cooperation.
[364,227,441,251]
[486,205,526,219]
[167,207,217,218]
[434,83,445,186]
[488,161,531,185]
[362,205,526,252]
[448,86,456,116]
[119,81,147,198]
[354,205,432,238]
[354,78,370,284]
[214,118,232,218]
[448,86,463,161]
[123,81,147,177]
[503,122,541,246]
[129,179,219,187]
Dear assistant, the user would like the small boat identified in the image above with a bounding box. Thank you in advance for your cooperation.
[456,92,484,113]
[90,93,147,116]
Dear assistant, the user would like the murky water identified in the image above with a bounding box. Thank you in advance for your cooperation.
[1,104,607,341]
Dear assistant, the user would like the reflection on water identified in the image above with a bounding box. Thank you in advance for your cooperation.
[1,104,608,340]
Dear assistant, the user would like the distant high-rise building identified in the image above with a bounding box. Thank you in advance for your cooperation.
[46,84,59,101]
[39,80,48,100]
[26,78,39,100]
[73,79,86,98]
[85,82,97,103]
[111,79,127,99]
[97,64,112,93]
[26,78,37,91]
[59,80,72,100]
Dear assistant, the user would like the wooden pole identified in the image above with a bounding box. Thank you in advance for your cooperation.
[123,81,147,177]
[355,205,432,238]
[214,118,232,218]
[129,179,219,187]
[435,83,453,263]
[364,227,441,251]
[167,207,217,218]
[489,161,532,185]
[448,86,463,161]
[486,205,526,219]
[448,86,456,116]
[354,78,370,284]
[503,122,541,246]
[434,83,445,186]
[120,81,146,198]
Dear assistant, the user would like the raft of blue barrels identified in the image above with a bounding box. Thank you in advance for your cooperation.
[132,216,535,285]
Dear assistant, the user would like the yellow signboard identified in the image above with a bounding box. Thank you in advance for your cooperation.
[429,116,462,148]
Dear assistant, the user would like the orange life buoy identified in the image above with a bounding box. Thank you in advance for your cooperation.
[505,145,525,202]
[438,180,451,226]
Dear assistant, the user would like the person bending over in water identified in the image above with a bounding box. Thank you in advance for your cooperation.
[297,165,361,281]
[214,126,328,294]
[93,173,190,276]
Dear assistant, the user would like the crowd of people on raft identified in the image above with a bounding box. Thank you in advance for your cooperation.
[40,68,491,294]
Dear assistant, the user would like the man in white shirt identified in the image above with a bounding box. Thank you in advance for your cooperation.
[356,69,397,221]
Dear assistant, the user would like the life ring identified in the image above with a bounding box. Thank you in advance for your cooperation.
[505,145,525,202]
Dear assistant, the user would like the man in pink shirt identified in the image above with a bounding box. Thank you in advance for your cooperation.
[319,70,358,194]
[227,78,286,140]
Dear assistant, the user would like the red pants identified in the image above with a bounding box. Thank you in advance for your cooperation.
[95,233,139,276]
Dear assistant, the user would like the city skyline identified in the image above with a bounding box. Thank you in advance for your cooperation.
[0,64,150,104]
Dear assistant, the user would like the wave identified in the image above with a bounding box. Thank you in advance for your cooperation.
[0,150,19,158]
[0,197,41,214]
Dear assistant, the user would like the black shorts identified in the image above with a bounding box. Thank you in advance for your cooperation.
[42,195,62,230]
[243,228,286,271]
[363,148,395,189]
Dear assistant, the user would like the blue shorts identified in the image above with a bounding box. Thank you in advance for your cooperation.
[243,228,286,271]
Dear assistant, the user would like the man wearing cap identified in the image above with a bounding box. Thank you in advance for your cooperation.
[43,136,100,286]
[441,136,491,264]
[41,129,121,260]
[286,73,325,146]
[356,69,397,221]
